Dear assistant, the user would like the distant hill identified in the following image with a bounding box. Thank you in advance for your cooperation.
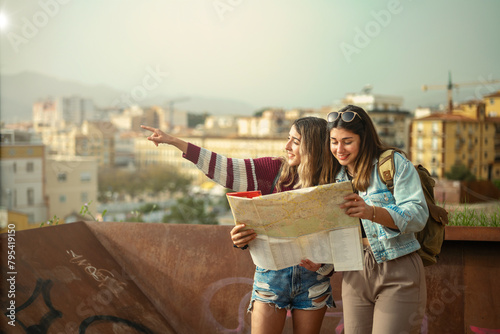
[0,72,256,124]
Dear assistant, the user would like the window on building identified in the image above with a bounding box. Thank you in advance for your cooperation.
[26,162,34,172]
[432,122,439,134]
[58,173,67,182]
[59,195,66,203]
[432,137,438,150]
[27,188,34,206]
[13,162,16,173]
[80,172,91,182]
[417,122,424,133]
[417,137,423,150]
[81,192,88,203]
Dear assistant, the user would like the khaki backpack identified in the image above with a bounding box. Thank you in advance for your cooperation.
[378,150,449,266]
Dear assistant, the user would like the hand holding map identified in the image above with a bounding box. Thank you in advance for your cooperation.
[227,181,364,271]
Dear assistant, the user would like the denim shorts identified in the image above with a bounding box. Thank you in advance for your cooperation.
[248,265,334,312]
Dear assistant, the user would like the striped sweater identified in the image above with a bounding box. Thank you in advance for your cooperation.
[183,143,295,194]
[184,143,335,275]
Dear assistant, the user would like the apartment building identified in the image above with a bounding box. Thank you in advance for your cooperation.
[33,98,62,131]
[0,208,30,233]
[484,90,500,116]
[45,155,98,222]
[33,96,96,130]
[39,121,115,166]
[409,100,499,180]
[236,108,323,138]
[0,141,48,224]
[340,88,411,151]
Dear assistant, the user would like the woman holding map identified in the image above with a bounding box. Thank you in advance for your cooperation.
[326,105,429,334]
[141,117,337,334]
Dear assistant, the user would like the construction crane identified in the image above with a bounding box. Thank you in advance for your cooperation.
[422,71,500,113]
[165,97,190,131]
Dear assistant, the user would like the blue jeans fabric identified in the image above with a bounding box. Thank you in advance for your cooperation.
[248,265,334,312]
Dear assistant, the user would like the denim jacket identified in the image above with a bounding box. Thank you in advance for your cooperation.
[336,152,429,263]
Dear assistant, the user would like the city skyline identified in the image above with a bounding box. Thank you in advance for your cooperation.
[1,0,500,122]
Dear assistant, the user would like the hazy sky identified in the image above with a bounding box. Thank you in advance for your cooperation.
[1,0,499,111]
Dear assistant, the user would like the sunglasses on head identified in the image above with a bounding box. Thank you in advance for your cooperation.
[327,110,361,123]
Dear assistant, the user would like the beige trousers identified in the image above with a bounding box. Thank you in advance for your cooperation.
[342,246,426,334]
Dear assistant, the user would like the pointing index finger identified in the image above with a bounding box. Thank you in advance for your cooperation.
[141,125,155,131]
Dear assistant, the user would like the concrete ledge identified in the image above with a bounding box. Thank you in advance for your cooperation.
[2,222,499,333]
[445,226,500,241]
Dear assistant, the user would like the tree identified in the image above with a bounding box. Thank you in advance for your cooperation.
[253,107,269,118]
[188,112,210,128]
[144,165,191,194]
[98,165,191,201]
[445,163,476,181]
[162,196,218,225]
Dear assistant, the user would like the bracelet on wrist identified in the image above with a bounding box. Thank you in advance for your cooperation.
[316,264,335,277]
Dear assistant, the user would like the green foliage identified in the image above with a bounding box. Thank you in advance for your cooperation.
[253,107,269,117]
[493,179,500,191]
[163,196,218,225]
[448,203,500,227]
[219,189,232,211]
[138,203,158,213]
[127,210,145,222]
[98,165,191,201]
[188,112,210,128]
[40,215,60,227]
[444,164,476,181]
[79,200,107,222]
[124,203,159,222]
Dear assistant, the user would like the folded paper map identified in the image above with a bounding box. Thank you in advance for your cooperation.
[226,181,364,271]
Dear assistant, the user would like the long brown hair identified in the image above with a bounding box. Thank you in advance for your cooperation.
[327,105,404,192]
[276,117,336,191]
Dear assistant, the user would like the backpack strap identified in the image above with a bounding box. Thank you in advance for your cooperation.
[378,150,396,193]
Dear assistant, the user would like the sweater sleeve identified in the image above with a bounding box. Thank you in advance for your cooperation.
[183,143,283,194]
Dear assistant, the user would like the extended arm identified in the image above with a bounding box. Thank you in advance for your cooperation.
[141,125,188,153]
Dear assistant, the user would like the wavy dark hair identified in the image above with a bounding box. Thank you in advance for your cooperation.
[276,116,336,191]
[326,105,404,192]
